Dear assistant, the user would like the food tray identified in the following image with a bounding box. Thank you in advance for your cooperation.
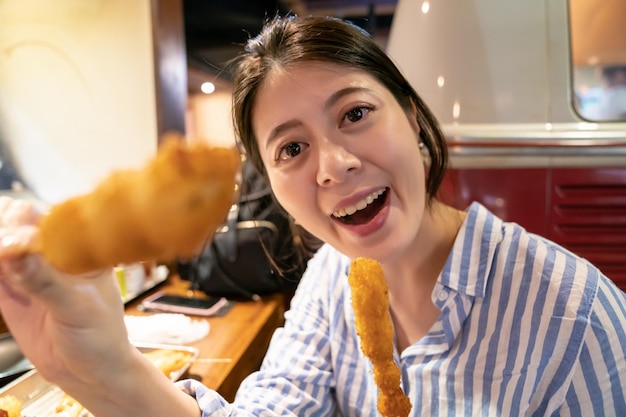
[134,342,199,381]
[0,343,198,416]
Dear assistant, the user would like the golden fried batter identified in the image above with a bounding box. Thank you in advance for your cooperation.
[0,395,21,417]
[143,348,194,379]
[348,257,412,417]
[54,392,85,417]
[33,133,239,274]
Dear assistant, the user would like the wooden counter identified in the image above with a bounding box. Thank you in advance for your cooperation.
[125,275,285,402]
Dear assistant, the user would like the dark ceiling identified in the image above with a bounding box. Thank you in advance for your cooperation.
[183,0,398,79]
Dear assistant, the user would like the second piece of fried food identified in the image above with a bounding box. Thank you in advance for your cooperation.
[0,394,21,417]
[34,134,239,274]
[143,348,194,380]
[54,392,85,417]
[348,257,412,417]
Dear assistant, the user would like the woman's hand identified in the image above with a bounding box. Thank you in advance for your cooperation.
[0,196,203,417]
[0,196,129,387]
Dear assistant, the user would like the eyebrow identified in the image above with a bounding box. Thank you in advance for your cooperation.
[264,86,371,148]
[265,119,303,150]
[325,86,370,110]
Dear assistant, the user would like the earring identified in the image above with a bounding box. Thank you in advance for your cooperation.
[418,142,425,150]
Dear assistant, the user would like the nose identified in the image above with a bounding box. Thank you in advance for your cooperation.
[316,138,361,186]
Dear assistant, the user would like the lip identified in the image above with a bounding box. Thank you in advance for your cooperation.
[330,187,387,216]
[331,188,390,237]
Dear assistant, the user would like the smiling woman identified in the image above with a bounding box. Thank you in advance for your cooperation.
[0,13,624,417]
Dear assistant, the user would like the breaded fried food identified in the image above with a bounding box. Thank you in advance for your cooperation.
[348,258,412,417]
[0,394,22,417]
[54,392,85,417]
[143,348,194,379]
[33,133,239,274]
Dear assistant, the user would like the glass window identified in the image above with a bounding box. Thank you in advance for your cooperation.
[569,0,626,121]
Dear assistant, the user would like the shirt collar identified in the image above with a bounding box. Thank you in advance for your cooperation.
[438,202,504,298]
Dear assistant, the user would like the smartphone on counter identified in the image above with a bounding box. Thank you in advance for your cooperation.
[140,291,228,316]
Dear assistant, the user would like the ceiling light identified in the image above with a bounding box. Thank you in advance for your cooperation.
[201,82,215,94]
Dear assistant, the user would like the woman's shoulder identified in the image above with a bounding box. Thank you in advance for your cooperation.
[284,244,353,330]
[290,244,351,302]
[300,244,351,286]
[466,202,603,282]
[463,202,607,315]
[496,213,612,323]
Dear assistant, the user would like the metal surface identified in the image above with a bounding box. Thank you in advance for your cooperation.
[0,333,33,386]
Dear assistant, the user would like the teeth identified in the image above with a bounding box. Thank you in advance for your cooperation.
[333,188,385,218]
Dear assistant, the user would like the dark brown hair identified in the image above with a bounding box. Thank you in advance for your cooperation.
[231,14,448,200]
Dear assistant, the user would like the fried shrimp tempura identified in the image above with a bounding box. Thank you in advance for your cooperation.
[348,258,412,417]
[32,134,239,274]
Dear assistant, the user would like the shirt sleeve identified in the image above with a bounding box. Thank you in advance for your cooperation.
[178,244,342,416]
[562,273,626,415]
[177,379,234,417]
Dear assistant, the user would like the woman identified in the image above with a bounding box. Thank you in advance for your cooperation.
[0,15,624,416]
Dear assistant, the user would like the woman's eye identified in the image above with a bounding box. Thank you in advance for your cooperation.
[277,142,304,161]
[343,106,371,124]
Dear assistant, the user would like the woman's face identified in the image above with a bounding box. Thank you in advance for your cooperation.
[252,62,427,262]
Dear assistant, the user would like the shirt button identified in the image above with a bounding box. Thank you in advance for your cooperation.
[437,290,448,302]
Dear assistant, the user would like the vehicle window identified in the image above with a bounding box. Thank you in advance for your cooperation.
[569,0,626,121]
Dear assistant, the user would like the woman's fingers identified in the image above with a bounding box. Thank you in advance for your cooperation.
[0,197,131,390]
[0,197,39,227]
[0,197,42,258]
[2,254,118,319]
[0,225,39,258]
[2,199,39,227]
[0,253,124,339]
[0,254,128,387]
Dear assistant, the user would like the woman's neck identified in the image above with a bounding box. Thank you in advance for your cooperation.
[383,201,465,293]
[382,201,466,350]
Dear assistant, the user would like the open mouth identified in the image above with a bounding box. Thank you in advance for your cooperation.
[332,188,388,225]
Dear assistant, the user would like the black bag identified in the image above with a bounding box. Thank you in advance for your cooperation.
[177,159,315,300]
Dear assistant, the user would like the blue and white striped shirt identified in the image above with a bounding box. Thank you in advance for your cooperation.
[180,202,626,416]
